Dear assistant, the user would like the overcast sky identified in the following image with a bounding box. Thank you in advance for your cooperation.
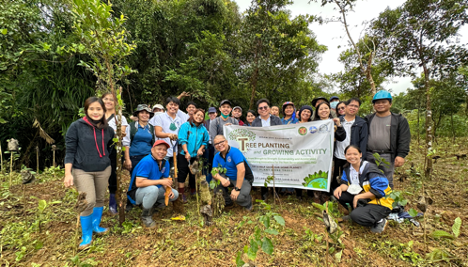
[234,0,468,95]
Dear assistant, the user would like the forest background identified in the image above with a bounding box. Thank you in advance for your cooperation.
[0,0,467,172]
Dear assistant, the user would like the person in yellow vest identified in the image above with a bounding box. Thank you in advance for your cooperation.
[333,145,394,233]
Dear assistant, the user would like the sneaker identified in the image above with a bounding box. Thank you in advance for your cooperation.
[371,218,388,233]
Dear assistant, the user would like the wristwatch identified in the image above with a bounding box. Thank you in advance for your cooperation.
[234,186,241,191]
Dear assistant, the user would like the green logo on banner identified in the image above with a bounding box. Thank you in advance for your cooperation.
[302,171,329,189]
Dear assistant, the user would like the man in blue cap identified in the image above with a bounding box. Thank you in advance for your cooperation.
[365,90,411,189]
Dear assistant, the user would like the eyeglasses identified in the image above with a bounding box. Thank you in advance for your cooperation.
[347,104,359,108]
[214,140,226,147]
[338,107,346,110]
[258,106,269,110]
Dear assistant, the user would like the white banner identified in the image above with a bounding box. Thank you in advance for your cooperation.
[224,120,334,192]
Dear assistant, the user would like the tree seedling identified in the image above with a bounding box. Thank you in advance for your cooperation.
[431,217,462,240]
[236,200,285,266]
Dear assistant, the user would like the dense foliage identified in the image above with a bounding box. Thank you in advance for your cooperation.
[0,0,467,170]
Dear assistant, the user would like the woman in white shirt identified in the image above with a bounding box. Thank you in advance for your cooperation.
[101,92,129,214]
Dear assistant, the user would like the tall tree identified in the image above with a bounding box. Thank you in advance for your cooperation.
[239,0,326,109]
[71,0,136,225]
[315,0,379,95]
[333,36,393,98]
[371,0,468,178]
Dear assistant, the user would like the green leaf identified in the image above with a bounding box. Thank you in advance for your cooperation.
[273,215,285,226]
[264,228,279,235]
[1,29,7,35]
[431,230,454,239]
[261,237,274,255]
[408,208,418,218]
[452,217,462,238]
[334,250,343,262]
[312,202,326,211]
[38,199,47,213]
[235,251,245,267]
[209,180,216,190]
[34,240,43,250]
[247,239,258,260]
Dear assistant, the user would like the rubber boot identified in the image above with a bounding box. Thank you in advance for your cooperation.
[92,207,108,235]
[109,193,117,215]
[79,215,93,249]
[141,208,156,228]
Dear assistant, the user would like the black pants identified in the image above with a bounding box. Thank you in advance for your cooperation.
[204,144,215,183]
[130,155,147,178]
[214,179,252,207]
[127,154,148,208]
[177,153,196,189]
[332,157,348,192]
[108,147,117,193]
[337,191,391,226]
[296,189,313,198]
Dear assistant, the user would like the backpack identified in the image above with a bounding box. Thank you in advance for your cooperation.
[129,121,155,145]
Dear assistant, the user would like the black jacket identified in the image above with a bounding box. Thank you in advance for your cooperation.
[251,115,283,127]
[334,125,346,142]
[338,116,368,159]
[65,118,115,172]
[365,112,411,161]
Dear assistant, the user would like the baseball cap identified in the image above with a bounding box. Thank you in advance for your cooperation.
[219,99,232,107]
[153,140,170,148]
[208,107,216,113]
[233,106,242,112]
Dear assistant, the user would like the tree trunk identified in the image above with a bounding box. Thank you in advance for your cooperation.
[417,108,420,148]
[432,112,442,144]
[335,0,377,96]
[249,68,258,111]
[114,87,126,226]
[249,42,260,110]
[451,113,456,143]
[422,65,433,179]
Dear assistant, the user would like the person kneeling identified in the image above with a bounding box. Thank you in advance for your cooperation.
[127,140,179,228]
[212,135,254,211]
[333,145,394,233]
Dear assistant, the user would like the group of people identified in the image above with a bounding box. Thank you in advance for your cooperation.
[64,89,410,249]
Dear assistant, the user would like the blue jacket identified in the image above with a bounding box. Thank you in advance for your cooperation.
[339,115,368,160]
[340,161,393,210]
[178,122,210,158]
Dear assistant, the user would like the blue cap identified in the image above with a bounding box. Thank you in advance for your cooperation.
[372,90,393,103]
[329,96,339,102]
[208,107,217,113]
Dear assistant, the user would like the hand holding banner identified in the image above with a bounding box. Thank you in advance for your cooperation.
[224,120,334,192]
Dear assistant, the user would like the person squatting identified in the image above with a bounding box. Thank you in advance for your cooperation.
[64,90,410,249]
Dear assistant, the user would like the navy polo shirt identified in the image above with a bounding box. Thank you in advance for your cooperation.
[127,154,170,204]
[212,146,254,184]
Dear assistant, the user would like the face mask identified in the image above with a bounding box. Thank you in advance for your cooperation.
[330,102,338,109]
